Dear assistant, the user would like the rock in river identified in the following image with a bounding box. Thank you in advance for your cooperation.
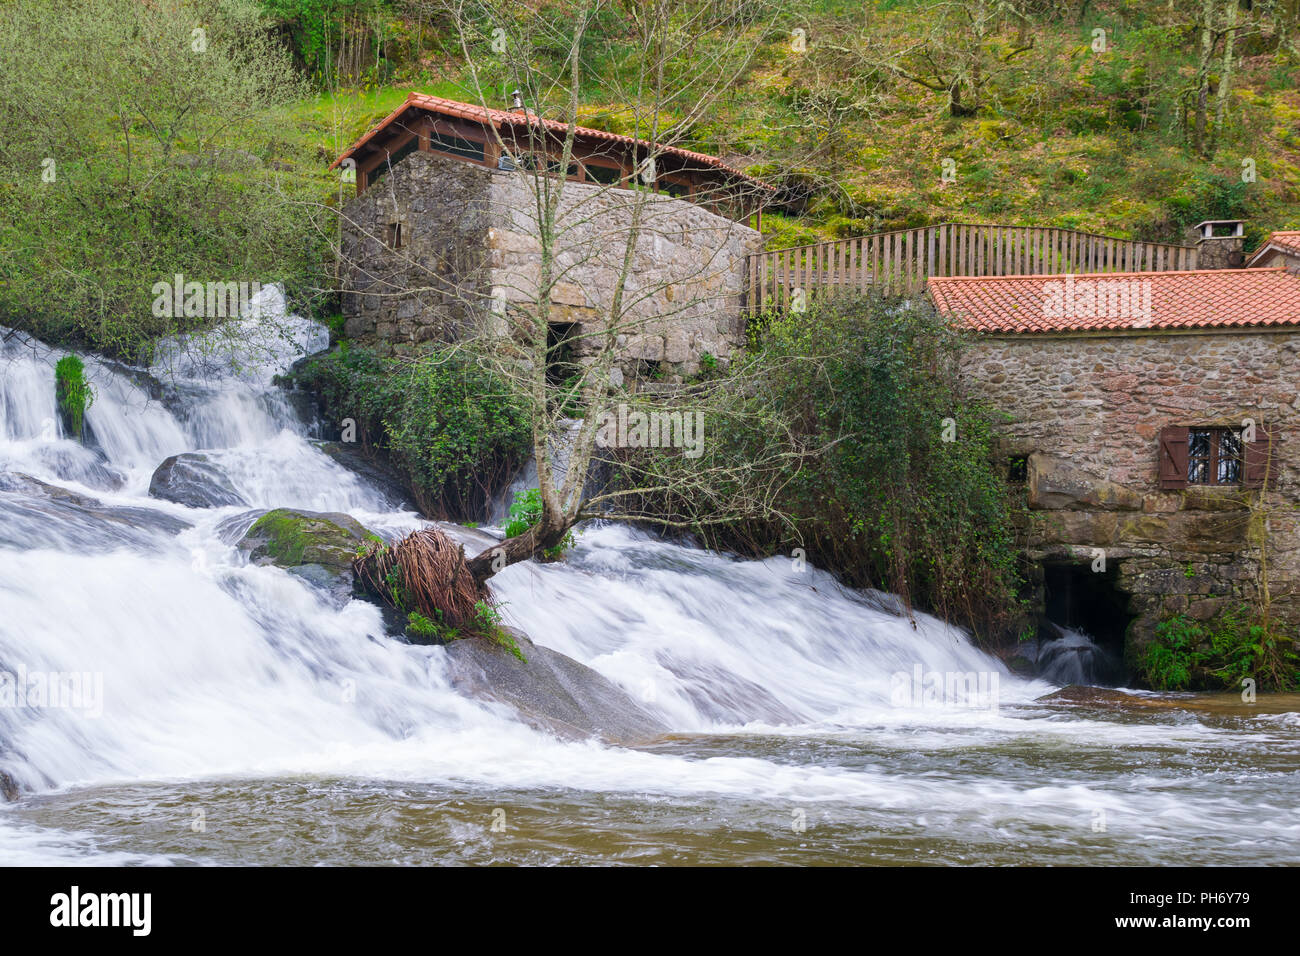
[236,508,380,608]
[443,628,668,745]
[149,453,248,508]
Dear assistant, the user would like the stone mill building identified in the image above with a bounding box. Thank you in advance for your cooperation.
[331,94,1299,670]
[931,260,1300,665]
[331,92,769,383]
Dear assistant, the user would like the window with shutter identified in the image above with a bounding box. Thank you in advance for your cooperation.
[1243,426,1277,490]
[1187,428,1243,485]
[1160,424,1271,489]
[1158,425,1189,489]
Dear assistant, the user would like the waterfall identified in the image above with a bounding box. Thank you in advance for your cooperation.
[0,306,1040,798]
[6,305,1293,866]
[1036,624,1123,687]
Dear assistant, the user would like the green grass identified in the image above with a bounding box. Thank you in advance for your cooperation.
[272,3,1300,249]
[54,355,93,440]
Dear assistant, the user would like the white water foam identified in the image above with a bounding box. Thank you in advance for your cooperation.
[2,312,1296,864]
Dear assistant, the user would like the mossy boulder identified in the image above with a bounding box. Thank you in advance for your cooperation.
[237,508,382,606]
[240,508,374,570]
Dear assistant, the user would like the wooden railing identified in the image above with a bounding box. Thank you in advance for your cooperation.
[746,223,1200,311]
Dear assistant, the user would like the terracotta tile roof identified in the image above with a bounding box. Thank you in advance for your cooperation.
[329,91,772,188]
[1246,230,1300,264]
[928,267,1300,334]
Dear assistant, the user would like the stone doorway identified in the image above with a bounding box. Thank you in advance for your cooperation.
[1038,561,1133,684]
[546,321,581,393]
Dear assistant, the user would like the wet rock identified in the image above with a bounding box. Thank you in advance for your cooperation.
[237,508,376,572]
[1006,654,1035,677]
[237,508,379,605]
[30,444,125,492]
[1037,685,1280,718]
[443,628,668,744]
[214,510,265,547]
[0,473,191,551]
[656,656,801,725]
[314,441,413,511]
[0,472,98,507]
[1036,686,1185,709]
[287,562,359,610]
[149,454,248,508]
[280,388,321,432]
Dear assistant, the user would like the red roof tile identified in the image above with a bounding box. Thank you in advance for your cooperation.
[928,268,1300,334]
[330,92,772,188]
[1246,230,1300,264]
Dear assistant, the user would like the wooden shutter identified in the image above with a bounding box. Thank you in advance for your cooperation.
[1158,425,1189,489]
[1243,425,1276,490]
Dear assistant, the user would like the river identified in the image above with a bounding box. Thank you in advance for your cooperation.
[1,300,1296,865]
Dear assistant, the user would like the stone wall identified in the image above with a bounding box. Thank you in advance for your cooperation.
[960,330,1300,660]
[339,151,760,381]
[1250,247,1300,275]
[340,155,495,344]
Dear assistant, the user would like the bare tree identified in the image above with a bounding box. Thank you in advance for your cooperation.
[1181,0,1281,158]
[371,0,806,583]
[862,0,1035,119]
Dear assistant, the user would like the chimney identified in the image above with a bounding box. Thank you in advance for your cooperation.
[510,89,524,112]
[1186,220,1245,269]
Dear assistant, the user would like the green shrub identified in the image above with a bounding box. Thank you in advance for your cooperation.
[503,489,542,538]
[401,602,521,660]
[625,292,1025,644]
[54,355,94,440]
[0,0,327,357]
[472,599,525,661]
[503,488,574,560]
[1141,607,1300,692]
[406,609,460,643]
[1141,614,1199,690]
[290,344,532,521]
[406,610,446,640]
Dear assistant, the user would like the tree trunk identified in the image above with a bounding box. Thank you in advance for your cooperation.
[465,511,573,584]
[949,78,977,117]
[1210,0,1238,156]
[1191,0,1216,156]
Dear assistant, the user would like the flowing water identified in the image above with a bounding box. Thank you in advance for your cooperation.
[0,301,1297,866]
[1035,626,1124,687]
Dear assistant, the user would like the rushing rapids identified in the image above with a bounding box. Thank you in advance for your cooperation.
[0,299,1297,865]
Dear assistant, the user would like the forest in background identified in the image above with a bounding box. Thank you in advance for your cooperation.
[266,0,1300,248]
[4,0,1299,353]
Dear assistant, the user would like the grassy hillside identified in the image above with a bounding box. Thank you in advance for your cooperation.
[267,0,1300,252]
[4,0,1298,354]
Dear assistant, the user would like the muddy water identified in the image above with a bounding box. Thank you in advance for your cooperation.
[7,692,1298,865]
